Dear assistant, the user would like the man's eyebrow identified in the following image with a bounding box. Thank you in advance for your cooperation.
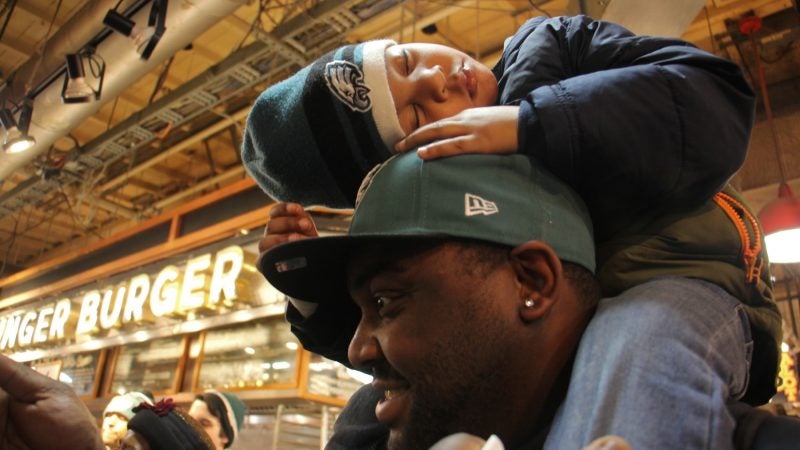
[349,257,403,293]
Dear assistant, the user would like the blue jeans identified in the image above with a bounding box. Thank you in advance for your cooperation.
[545,277,753,450]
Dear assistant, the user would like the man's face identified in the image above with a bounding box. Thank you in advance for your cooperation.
[385,43,498,135]
[101,413,129,446]
[188,399,227,450]
[347,242,520,450]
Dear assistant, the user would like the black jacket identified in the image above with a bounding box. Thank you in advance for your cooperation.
[290,18,779,436]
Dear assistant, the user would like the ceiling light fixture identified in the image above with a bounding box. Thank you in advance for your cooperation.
[422,24,438,35]
[103,0,168,61]
[0,100,35,154]
[740,15,800,263]
[61,52,105,103]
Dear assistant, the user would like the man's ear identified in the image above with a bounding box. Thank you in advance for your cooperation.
[509,240,562,322]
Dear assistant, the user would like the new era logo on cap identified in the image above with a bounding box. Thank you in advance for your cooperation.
[324,60,372,112]
[465,193,499,216]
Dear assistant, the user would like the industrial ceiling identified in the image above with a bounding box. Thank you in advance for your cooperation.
[0,0,799,284]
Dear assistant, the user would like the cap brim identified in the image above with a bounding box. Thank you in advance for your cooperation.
[258,233,449,305]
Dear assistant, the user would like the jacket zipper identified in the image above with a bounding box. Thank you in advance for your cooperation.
[713,192,764,284]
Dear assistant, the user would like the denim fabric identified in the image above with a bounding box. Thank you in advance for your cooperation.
[545,277,752,450]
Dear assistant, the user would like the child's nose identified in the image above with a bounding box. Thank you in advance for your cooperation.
[418,65,448,102]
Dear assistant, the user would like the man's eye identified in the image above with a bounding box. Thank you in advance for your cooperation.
[376,296,393,310]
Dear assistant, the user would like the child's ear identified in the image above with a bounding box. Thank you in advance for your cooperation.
[509,241,562,323]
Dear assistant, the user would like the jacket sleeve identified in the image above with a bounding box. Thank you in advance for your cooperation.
[497,16,756,238]
[285,300,358,367]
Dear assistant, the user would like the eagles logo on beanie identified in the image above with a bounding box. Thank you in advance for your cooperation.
[242,40,404,208]
[325,61,371,112]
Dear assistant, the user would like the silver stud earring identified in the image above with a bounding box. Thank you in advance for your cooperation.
[524,298,535,308]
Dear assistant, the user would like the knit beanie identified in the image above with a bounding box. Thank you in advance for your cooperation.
[203,390,247,447]
[242,40,404,208]
[127,399,214,450]
[103,391,153,421]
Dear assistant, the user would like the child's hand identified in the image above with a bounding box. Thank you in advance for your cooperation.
[258,202,319,254]
[394,106,519,160]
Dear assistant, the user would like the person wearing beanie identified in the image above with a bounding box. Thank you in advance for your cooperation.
[241,38,495,208]
[120,398,214,450]
[251,15,780,450]
[242,39,406,208]
[188,390,247,449]
[101,391,153,449]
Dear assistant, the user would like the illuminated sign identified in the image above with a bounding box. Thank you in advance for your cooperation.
[778,351,798,402]
[0,245,245,351]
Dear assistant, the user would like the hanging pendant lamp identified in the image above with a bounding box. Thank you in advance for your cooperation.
[741,15,800,263]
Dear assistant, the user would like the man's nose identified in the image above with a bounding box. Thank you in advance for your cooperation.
[418,65,448,102]
[348,321,382,370]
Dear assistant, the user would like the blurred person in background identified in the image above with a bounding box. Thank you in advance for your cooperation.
[118,398,214,450]
[189,390,247,449]
[102,391,154,449]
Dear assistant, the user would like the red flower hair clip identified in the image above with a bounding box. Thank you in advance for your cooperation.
[132,397,175,417]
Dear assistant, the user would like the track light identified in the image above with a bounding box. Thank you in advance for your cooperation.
[103,0,167,61]
[61,52,105,103]
[422,24,438,35]
[0,101,35,154]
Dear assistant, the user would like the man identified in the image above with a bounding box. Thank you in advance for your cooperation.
[246,16,778,448]
[259,152,600,449]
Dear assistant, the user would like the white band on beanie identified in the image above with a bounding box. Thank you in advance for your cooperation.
[104,391,153,421]
[361,40,405,151]
[206,389,239,442]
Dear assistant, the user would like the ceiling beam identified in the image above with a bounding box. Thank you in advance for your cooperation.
[15,3,69,28]
[0,37,36,57]
[99,108,250,192]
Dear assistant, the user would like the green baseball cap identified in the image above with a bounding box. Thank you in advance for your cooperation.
[259,153,595,305]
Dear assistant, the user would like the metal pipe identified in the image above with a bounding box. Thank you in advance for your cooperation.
[3,0,132,102]
[0,0,248,181]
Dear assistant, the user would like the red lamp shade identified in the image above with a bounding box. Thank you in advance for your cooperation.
[759,183,800,263]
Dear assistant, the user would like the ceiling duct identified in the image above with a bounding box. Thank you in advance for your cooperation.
[2,0,129,104]
[601,0,706,37]
[579,0,706,37]
[0,0,248,181]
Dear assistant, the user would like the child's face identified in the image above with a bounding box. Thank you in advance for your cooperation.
[102,413,130,446]
[385,43,498,135]
[188,399,227,450]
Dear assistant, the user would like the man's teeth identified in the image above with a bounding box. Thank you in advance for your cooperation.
[385,390,394,400]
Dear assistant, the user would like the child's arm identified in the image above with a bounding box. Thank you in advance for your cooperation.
[402,15,755,232]
[503,16,754,213]
[259,203,358,366]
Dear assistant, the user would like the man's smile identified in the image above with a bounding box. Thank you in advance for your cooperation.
[373,378,412,426]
